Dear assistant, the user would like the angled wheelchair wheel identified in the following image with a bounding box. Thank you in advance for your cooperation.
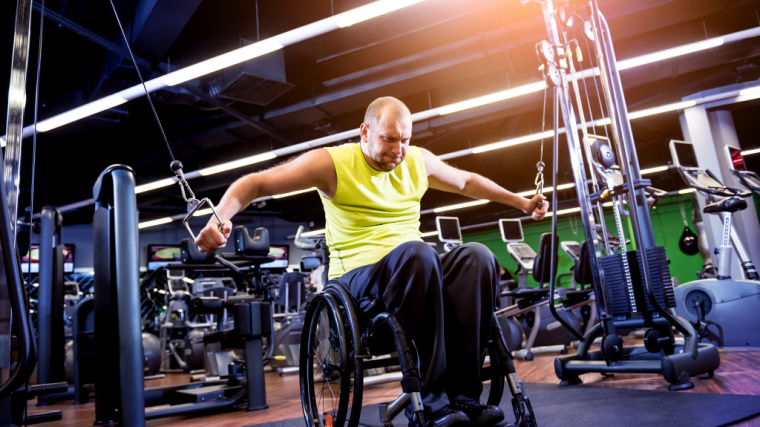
[300,284,363,427]
[482,342,506,406]
[481,313,510,406]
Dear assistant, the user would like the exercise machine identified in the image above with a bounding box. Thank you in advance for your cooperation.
[672,141,758,281]
[435,216,463,253]
[90,165,275,426]
[725,145,760,195]
[496,219,583,360]
[523,0,720,390]
[558,241,597,334]
[670,140,760,348]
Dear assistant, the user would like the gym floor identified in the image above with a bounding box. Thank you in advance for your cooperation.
[28,338,760,427]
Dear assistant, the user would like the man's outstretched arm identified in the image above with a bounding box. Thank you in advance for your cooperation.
[420,147,549,220]
[195,148,336,252]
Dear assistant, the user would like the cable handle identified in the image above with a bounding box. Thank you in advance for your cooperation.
[171,160,225,241]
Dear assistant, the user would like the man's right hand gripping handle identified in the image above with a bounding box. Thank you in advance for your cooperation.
[195,220,232,253]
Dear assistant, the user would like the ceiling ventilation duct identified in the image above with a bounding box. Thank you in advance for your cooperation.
[217,47,294,106]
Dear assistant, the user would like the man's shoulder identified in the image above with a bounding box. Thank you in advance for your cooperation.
[326,142,359,154]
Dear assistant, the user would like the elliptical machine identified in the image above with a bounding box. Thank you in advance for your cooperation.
[725,145,760,196]
[670,140,760,348]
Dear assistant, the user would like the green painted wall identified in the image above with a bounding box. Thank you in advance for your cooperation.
[464,194,705,288]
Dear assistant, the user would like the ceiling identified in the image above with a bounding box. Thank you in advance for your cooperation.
[2,0,760,235]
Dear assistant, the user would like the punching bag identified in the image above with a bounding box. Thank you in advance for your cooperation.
[678,198,699,256]
[678,226,699,256]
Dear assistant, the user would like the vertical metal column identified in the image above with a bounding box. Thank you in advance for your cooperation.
[4,0,34,245]
[590,6,657,250]
[92,165,145,427]
[2,0,34,373]
[36,206,66,401]
[539,0,606,318]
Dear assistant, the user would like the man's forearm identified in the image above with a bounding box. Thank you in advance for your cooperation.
[213,176,259,223]
[463,173,530,212]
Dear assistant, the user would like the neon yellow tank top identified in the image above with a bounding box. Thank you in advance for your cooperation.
[321,143,428,279]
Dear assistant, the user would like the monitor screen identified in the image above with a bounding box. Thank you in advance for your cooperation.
[436,216,462,243]
[670,140,700,169]
[499,219,523,243]
[147,244,183,271]
[726,145,747,172]
[261,244,289,269]
[20,244,75,273]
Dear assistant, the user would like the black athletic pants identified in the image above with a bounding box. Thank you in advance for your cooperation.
[337,240,500,413]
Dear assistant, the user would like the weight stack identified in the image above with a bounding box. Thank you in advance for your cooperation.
[599,246,675,316]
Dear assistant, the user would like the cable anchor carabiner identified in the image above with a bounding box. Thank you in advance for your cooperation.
[171,160,224,241]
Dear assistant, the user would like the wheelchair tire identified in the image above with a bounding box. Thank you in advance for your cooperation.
[323,282,364,426]
[300,287,363,427]
[482,343,506,406]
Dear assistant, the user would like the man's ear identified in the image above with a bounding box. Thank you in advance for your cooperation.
[359,122,369,142]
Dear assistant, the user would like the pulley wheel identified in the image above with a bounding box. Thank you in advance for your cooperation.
[602,334,624,362]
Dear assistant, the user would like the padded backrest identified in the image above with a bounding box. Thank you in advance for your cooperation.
[532,232,559,285]
[278,272,306,310]
[574,241,593,288]
[233,226,270,256]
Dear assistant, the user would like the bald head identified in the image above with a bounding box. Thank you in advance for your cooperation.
[359,96,413,172]
[364,96,412,127]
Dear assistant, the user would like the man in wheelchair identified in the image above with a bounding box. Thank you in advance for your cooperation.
[196,96,548,427]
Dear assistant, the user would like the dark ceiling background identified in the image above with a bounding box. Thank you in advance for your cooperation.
[2,0,760,234]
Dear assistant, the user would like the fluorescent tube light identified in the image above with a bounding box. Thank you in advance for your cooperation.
[138,217,173,229]
[193,208,213,216]
[272,187,317,199]
[546,207,581,217]
[301,229,326,237]
[199,152,277,176]
[617,38,725,71]
[420,231,437,237]
[335,0,427,28]
[628,100,696,119]
[739,85,760,96]
[433,199,488,213]
[471,130,555,154]
[438,81,547,115]
[641,166,669,175]
[36,93,128,132]
[743,148,760,156]
[135,178,176,194]
[161,39,284,86]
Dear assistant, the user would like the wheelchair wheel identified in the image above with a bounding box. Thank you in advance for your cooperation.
[323,282,364,426]
[300,289,363,427]
[482,343,506,406]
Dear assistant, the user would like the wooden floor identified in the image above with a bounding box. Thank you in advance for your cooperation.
[28,340,760,427]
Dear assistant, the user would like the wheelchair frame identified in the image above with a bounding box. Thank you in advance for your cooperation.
[299,280,537,427]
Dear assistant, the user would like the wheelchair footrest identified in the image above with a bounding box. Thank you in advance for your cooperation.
[379,392,423,426]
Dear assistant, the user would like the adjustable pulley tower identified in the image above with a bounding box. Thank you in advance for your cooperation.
[524,0,721,390]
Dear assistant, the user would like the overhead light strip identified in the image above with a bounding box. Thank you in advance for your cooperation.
[9,0,432,138]
[28,23,756,225]
[7,20,756,143]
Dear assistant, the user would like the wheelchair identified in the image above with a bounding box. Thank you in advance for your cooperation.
[299,277,537,427]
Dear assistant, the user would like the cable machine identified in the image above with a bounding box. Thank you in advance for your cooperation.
[524,0,720,390]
